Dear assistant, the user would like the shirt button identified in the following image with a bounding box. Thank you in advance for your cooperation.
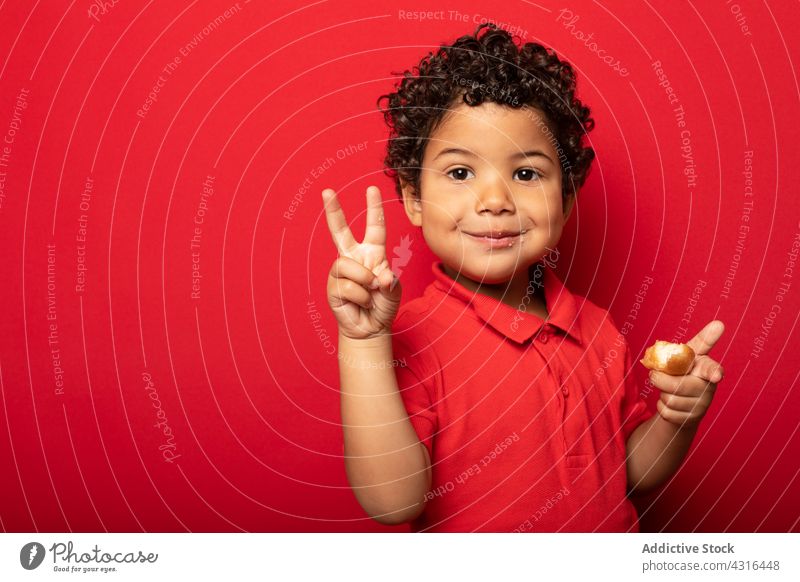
[561,385,569,397]
[539,332,549,343]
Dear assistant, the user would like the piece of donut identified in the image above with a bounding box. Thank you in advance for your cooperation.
[640,340,695,376]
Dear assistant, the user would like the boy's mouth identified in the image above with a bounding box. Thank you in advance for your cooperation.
[462,229,527,249]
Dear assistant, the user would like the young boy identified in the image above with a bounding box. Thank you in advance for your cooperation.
[322,23,725,532]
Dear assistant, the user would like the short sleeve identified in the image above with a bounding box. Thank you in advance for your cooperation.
[391,316,440,460]
[619,334,653,442]
[606,312,653,442]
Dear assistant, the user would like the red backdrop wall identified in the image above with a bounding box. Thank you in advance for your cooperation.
[1,0,798,532]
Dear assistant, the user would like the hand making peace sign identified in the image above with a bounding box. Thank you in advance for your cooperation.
[323,186,402,340]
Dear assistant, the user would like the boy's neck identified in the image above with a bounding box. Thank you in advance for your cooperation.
[441,262,549,320]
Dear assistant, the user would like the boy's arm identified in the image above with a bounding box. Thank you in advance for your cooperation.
[322,186,430,525]
[339,332,431,525]
[625,320,725,494]
[625,415,698,493]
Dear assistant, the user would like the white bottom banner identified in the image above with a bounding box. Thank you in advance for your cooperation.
[1,533,797,581]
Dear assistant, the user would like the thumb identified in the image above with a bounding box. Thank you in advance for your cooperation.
[687,320,725,356]
[376,266,402,302]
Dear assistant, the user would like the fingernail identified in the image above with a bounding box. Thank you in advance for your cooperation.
[369,278,379,289]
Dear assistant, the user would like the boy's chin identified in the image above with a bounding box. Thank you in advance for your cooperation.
[448,257,534,285]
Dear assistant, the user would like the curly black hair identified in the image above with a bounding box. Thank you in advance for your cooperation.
[376,22,595,202]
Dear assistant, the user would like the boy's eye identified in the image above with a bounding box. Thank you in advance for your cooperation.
[446,167,474,181]
[445,167,542,182]
[514,168,541,182]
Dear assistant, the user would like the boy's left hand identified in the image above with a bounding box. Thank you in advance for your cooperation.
[649,320,726,428]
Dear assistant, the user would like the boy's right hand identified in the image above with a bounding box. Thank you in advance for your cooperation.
[323,186,402,340]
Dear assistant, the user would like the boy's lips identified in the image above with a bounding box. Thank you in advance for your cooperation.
[463,229,526,238]
[462,229,527,249]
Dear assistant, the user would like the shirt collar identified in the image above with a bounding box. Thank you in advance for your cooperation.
[430,260,584,346]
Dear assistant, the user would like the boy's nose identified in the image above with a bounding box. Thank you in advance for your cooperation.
[475,181,514,214]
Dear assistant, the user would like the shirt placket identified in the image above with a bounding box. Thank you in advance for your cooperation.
[535,323,570,455]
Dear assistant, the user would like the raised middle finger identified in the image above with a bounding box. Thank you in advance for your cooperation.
[322,188,358,256]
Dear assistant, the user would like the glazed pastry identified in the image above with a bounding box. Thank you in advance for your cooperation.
[640,340,695,375]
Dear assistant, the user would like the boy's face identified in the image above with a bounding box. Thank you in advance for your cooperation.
[401,101,575,285]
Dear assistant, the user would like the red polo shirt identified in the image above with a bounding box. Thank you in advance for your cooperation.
[391,260,653,532]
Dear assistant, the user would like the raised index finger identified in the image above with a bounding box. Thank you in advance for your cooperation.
[322,188,357,256]
[687,320,725,357]
[363,185,386,247]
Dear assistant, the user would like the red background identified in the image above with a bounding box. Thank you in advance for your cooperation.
[1,0,798,532]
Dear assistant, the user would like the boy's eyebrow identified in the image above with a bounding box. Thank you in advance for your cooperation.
[433,147,555,164]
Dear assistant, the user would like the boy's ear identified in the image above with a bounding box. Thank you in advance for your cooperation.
[562,191,577,222]
[400,179,423,227]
